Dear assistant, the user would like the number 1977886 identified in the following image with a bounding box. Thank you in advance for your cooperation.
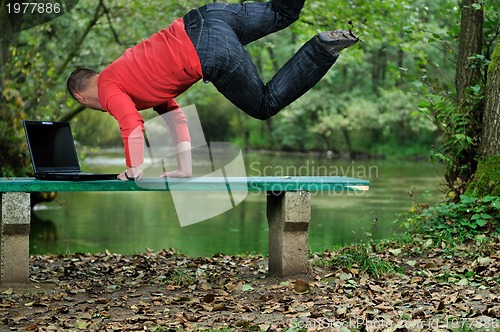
[6,2,61,14]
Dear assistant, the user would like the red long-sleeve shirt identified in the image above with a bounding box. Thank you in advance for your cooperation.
[97,18,203,167]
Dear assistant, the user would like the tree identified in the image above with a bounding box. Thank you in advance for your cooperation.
[429,0,499,196]
[480,41,500,156]
[447,0,484,191]
[467,40,500,196]
[0,0,106,176]
[456,0,484,102]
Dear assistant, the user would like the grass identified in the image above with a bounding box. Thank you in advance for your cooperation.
[314,242,394,278]
[164,267,196,287]
[311,196,499,280]
[333,244,394,277]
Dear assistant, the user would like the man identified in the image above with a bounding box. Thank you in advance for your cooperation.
[67,0,358,181]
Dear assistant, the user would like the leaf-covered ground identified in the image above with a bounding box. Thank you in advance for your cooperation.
[1,239,499,331]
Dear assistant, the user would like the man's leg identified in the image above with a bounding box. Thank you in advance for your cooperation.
[184,1,358,120]
[185,1,304,47]
[271,0,305,20]
[209,30,343,120]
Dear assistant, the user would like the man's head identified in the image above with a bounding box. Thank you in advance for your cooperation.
[67,68,104,110]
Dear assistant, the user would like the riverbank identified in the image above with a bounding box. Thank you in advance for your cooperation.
[1,236,498,331]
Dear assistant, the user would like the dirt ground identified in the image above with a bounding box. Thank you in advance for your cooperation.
[0,240,499,331]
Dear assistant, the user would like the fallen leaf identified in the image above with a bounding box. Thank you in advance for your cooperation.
[259,324,270,331]
[338,273,352,281]
[75,319,89,329]
[407,260,417,267]
[412,309,426,319]
[477,257,492,265]
[2,288,14,295]
[200,282,212,290]
[241,284,254,291]
[213,303,225,311]
[203,294,215,303]
[436,301,445,311]
[293,279,310,294]
[424,262,440,271]
[410,276,423,284]
[389,248,402,256]
[336,307,347,316]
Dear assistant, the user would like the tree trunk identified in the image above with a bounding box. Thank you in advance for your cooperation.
[480,41,500,156]
[465,35,499,198]
[341,128,354,158]
[455,0,483,102]
[370,47,387,94]
[0,0,15,89]
[445,0,484,192]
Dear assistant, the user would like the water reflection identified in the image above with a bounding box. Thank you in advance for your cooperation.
[31,153,443,257]
[31,212,58,244]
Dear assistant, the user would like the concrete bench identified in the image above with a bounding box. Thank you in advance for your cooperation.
[0,176,369,285]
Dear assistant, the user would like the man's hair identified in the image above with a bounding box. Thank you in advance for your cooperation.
[67,68,98,100]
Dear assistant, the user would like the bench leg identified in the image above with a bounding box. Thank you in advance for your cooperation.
[267,191,311,277]
[1,192,31,286]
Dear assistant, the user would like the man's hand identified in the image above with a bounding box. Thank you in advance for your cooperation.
[160,141,192,178]
[117,166,144,181]
[160,169,192,178]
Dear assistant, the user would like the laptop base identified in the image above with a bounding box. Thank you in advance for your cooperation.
[34,173,118,181]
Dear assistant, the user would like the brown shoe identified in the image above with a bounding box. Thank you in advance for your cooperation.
[318,30,359,55]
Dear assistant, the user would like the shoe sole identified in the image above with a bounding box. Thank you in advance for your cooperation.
[320,30,359,46]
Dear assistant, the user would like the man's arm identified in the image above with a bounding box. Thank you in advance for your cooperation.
[161,141,192,178]
[102,93,145,181]
[153,100,192,178]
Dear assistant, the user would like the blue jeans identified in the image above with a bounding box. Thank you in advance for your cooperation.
[183,1,337,120]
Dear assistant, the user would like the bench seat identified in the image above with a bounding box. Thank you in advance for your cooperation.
[0,176,369,285]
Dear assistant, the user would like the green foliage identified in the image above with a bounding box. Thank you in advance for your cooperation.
[272,100,318,151]
[403,195,500,241]
[433,86,485,192]
[179,84,237,143]
[306,88,437,156]
[416,0,499,194]
[72,110,122,147]
[0,86,31,176]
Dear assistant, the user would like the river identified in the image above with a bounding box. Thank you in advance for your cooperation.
[31,150,444,257]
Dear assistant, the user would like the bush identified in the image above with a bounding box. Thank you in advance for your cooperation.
[404,195,500,241]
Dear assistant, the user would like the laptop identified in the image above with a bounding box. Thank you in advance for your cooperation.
[23,120,118,181]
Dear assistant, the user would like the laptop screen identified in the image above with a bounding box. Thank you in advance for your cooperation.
[23,121,81,173]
